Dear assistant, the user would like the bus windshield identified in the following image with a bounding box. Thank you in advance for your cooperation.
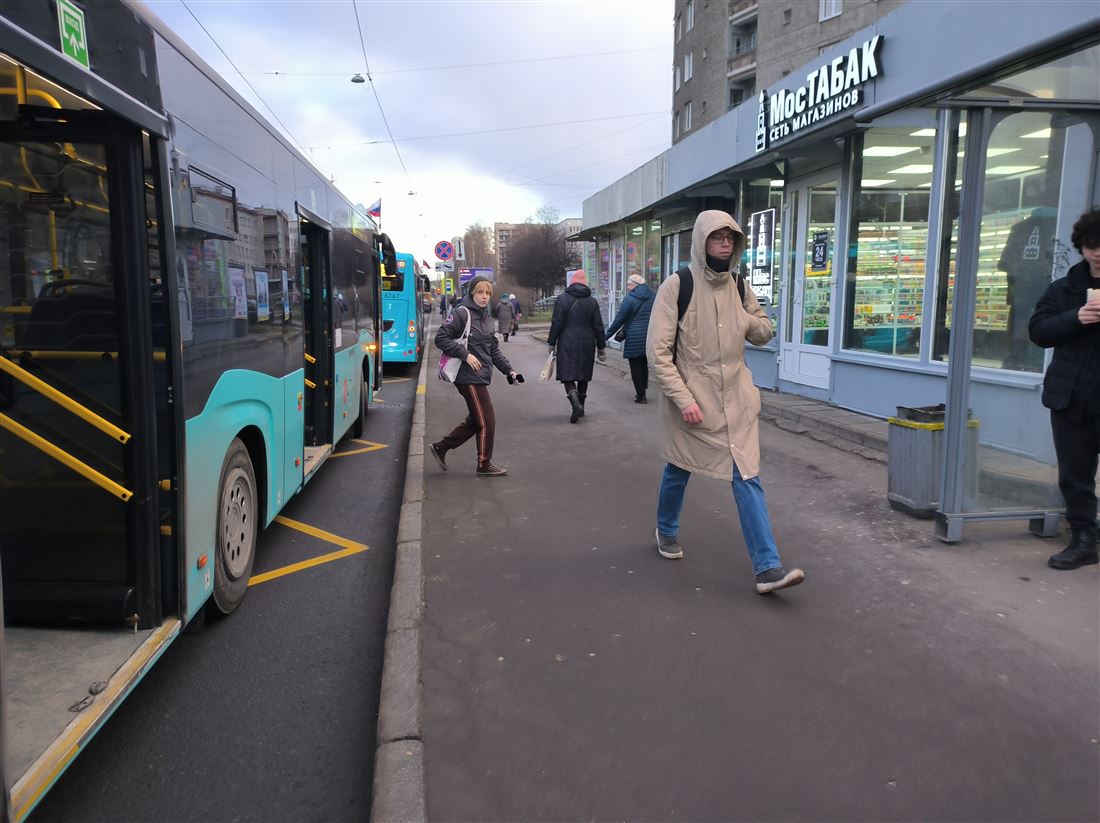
[382,268,405,292]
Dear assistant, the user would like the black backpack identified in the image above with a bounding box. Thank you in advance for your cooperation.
[673,265,746,362]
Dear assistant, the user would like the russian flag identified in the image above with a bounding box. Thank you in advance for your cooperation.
[367,198,381,219]
[422,259,431,269]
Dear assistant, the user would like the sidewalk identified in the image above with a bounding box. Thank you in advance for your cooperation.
[382,328,1099,822]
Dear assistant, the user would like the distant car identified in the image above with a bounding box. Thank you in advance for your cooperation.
[533,296,557,311]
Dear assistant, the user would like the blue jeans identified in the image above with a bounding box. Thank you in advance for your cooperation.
[656,462,782,575]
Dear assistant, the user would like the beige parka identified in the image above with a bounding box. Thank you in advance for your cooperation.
[646,210,773,480]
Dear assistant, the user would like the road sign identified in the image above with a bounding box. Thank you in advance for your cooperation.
[435,260,454,272]
[434,240,454,261]
[56,0,89,70]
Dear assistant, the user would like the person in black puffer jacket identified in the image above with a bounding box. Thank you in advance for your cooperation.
[605,273,655,403]
[548,270,607,423]
[1029,209,1100,570]
[431,276,519,476]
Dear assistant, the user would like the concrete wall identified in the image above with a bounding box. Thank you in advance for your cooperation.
[672,0,733,142]
[755,0,906,87]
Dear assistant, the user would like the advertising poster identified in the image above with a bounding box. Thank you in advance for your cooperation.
[811,230,830,271]
[255,270,270,321]
[281,269,290,320]
[749,208,776,305]
[229,266,247,319]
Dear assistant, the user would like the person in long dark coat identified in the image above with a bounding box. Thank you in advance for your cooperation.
[547,269,607,423]
[605,273,655,404]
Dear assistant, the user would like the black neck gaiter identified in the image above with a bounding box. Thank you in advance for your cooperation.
[705,253,732,273]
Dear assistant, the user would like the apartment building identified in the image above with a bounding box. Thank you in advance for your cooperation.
[554,217,584,265]
[493,222,521,275]
[672,0,905,144]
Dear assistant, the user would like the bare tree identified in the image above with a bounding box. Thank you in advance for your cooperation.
[462,223,496,269]
[507,211,579,298]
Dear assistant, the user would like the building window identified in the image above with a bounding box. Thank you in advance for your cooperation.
[684,101,693,132]
[687,0,695,30]
[674,111,681,139]
[676,13,682,41]
[675,65,681,91]
[684,51,693,82]
[728,80,755,109]
[783,8,791,24]
[842,127,935,359]
[820,0,842,21]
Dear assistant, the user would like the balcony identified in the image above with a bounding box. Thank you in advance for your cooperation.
[728,0,758,26]
[727,49,757,80]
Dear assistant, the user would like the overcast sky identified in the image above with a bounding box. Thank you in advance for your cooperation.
[145,0,672,263]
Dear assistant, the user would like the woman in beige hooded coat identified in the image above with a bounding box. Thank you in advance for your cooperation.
[647,210,804,594]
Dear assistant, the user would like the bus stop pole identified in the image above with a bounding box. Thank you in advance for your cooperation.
[936,107,991,542]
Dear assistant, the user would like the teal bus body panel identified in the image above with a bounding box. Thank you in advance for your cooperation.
[283,367,306,507]
[328,333,369,450]
[183,369,301,620]
[382,252,421,364]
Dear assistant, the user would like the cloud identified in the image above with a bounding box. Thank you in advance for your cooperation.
[146,0,671,261]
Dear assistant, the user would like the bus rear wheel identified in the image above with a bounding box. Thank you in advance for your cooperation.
[210,438,258,615]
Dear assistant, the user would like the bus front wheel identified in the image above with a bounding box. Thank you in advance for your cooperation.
[210,438,258,615]
[351,377,368,439]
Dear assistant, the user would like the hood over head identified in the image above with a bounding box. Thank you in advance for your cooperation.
[690,210,746,285]
[461,275,493,312]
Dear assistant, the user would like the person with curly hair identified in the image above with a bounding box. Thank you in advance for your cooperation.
[1029,208,1100,570]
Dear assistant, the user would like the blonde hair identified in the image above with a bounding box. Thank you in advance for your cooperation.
[471,280,493,297]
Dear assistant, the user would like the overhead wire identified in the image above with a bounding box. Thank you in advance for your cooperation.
[351,0,414,193]
[236,46,666,77]
[303,111,667,149]
[179,0,307,154]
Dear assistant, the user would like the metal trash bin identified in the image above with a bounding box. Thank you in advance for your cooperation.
[887,404,979,519]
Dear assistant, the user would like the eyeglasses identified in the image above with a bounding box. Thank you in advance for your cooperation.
[709,234,737,245]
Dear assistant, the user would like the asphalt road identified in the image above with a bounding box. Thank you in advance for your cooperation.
[420,331,1100,822]
[30,364,418,823]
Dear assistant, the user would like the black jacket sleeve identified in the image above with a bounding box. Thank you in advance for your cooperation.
[435,306,470,360]
[1029,283,1082,349]
[547,297,568,348]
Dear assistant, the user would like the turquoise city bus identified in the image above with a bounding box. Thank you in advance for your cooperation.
[382,253,430,364]
[0,3,397,818]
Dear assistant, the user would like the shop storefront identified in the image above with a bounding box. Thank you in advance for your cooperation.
[580,1,1100,539]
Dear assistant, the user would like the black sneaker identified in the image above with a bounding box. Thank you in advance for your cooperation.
[755,566,805,594]
[429,443,447,471]
[634,394,647,404]
[476,463,507,477]
[1048,529,1099,570]
[655,528,683,559]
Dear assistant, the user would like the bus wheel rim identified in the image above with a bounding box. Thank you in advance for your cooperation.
[221,467,253,579]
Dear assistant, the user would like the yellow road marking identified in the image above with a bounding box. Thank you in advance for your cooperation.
[416,385,426,395]
[383,376,412,384]
[248,515,368,586]
[331,438,388,458]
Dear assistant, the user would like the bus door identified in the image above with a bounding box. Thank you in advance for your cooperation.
[299,216,334,470]
[0,110,165,630]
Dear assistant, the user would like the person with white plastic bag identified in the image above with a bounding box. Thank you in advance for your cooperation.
[431,276,520,477]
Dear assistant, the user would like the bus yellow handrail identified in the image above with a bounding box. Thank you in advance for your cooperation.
[304,378,317,389]
[0,413,132,501]
[303,352,316,364]
[0,306,32,314]
[9,349,167,363]
[0,357,130,444]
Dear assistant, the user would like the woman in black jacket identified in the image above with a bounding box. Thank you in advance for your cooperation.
[431,276,519,476]
[1028,209,1100,570]
[548,270,607,423]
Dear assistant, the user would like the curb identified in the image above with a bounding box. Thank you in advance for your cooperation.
[371,353,428,823]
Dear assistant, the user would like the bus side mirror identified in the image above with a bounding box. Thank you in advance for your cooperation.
[377,233,398,275]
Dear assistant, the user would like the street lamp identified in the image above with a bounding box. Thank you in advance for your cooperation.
[351,73,365,84]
